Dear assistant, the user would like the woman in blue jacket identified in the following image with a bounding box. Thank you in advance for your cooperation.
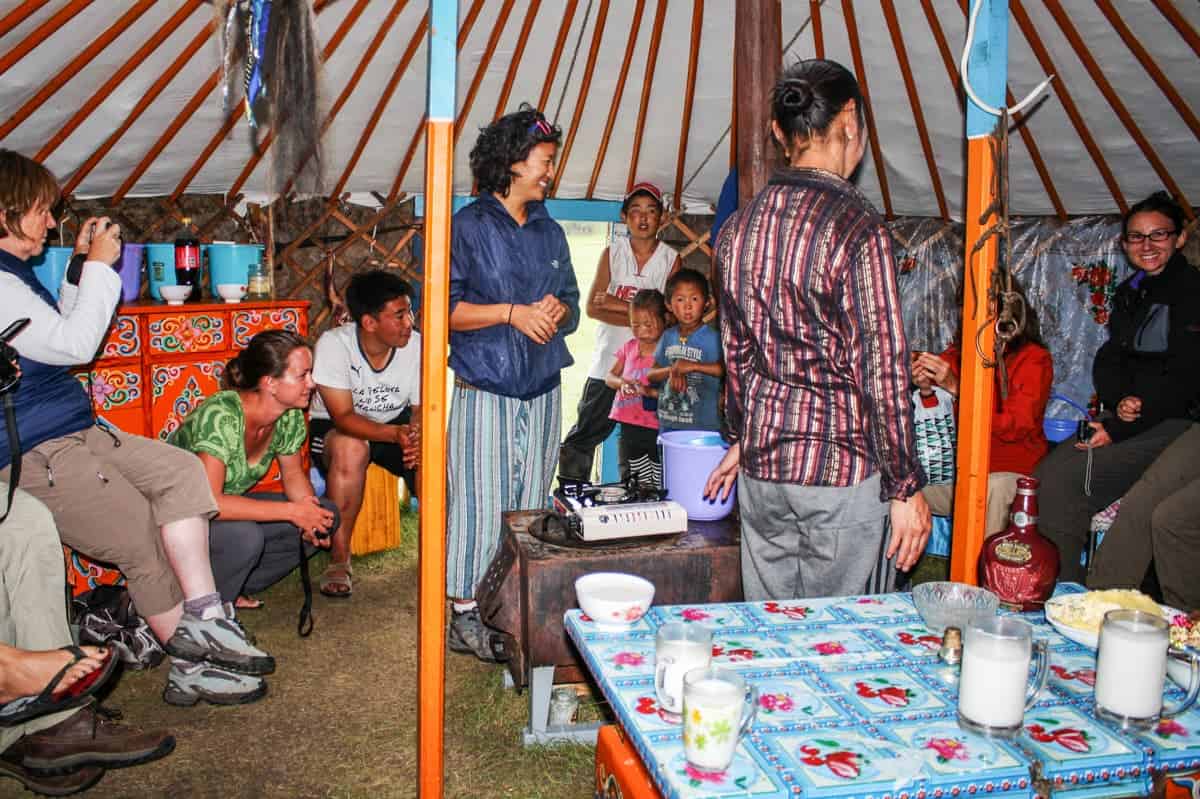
[445,105,580,660]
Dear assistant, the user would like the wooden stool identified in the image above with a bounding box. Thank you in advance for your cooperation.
[349,463,402,556]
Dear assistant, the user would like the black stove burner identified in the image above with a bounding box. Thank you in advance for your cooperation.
[554,477,667,508]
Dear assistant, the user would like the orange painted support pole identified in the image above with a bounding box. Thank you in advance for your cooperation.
[418,1,456,795]
[949,136,998,584]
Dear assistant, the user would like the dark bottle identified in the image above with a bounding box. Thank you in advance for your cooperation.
[978,476,1060,611]
[174,235,202,302]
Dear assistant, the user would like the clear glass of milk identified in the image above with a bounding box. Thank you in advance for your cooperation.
[958,616,1047,738]
[1095,609,1200,729]
[655,623,712,722]
[682,666,758,774]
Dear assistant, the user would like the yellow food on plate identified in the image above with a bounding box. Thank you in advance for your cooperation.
[1046,589,1162,632]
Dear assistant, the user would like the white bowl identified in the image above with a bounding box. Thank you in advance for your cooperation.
[574,572,655,630]
[217,283,247,303]
[159,284,192,305]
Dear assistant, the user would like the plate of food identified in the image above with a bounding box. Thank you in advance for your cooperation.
[1044,590,1198,688]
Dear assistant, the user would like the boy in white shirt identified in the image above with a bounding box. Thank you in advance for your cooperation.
[310,270,421,598]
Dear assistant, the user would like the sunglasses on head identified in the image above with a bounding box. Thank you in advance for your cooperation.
[528,117,553,137]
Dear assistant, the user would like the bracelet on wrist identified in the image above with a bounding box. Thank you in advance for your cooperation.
[506,303,515,324]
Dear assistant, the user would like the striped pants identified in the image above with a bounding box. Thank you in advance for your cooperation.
[446,383,561,598]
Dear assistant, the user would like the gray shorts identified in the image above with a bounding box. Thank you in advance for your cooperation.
[1,425,218,616]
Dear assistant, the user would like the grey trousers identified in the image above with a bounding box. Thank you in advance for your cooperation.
[208,494,339,602]
[1088,423,1200,611]
[0,486,77,755]
[1035,419,1192,583]
[739,473,894,601]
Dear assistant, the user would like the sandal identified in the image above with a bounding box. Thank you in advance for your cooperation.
[235,595,264,610]
[319,560,353,599]
[0,645,117,727]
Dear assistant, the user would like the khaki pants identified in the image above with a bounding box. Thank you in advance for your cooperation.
[0,485,77,754]
[921,472,1023,538]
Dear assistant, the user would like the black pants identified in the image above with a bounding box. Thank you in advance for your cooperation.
[618,423,660,486]
[208,493,341,602]
[558,378,617,482]
[309,408,418,497]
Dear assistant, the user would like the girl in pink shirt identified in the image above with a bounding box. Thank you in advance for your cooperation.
[606,289,667,487]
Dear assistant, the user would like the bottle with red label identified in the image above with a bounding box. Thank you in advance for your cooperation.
[978,476,1060,611]
[174,234,202,303]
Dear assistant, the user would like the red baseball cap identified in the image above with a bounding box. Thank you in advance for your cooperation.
[623,181,664,206]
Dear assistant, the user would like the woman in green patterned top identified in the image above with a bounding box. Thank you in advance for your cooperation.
[172,330,339,609]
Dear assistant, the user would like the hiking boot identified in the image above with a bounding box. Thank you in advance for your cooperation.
[10,705,174,776]
[162,661,268,707]
[163,606,274,676]
[448,609,507,662]
[0,748,104,797]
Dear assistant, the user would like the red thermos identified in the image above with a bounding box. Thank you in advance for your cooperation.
[978,476,1060,611]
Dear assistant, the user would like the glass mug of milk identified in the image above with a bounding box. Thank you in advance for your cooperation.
[1095,610,1200,729]
[957,617,1048,738]
[682,666,758,775]
[655,623,712,722]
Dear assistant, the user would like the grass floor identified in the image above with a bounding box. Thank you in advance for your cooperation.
[87,513,595,799]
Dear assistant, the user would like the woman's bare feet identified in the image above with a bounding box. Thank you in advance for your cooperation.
[0,643,108,704]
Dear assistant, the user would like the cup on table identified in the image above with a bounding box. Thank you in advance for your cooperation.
[682,666,757,776]
[1095,609,1200,730]
[957,616,1047,738]
[654,623,712,722]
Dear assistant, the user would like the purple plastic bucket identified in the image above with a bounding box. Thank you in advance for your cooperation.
[658,430,735,521]
[117,243,144,302]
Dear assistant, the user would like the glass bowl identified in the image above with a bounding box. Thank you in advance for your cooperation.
[912,581,999,634]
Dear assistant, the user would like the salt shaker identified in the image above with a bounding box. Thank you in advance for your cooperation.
[548,686,579,726]
[939,626,963,665]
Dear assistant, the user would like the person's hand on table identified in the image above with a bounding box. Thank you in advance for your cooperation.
[1074,423,1112,451]
[703,442,740,503]
[1116,395,1142,423]
[888,492,931,572]
[290,495,335,547]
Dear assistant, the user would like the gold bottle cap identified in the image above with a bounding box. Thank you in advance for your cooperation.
[939,626,963,665]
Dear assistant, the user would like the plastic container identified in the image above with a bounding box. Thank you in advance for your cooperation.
[116,243,144,302]
[145,243,177,300]
[30,246,73,298]
[210,243,264,297]
[1043,393,1089,443]
[658,430,735,521]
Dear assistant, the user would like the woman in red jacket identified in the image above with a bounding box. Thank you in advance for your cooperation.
[914,278,1053,537]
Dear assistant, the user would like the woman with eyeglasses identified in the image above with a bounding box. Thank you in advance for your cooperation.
[1036,191,1200,582]
[444,104,580,660]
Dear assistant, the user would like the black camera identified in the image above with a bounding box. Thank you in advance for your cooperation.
[1076,419,1094,443]
[0,318,29,394]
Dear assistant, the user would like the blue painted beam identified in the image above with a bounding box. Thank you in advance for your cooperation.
[414,195,625,222]
[964,0,1009,139]
[427,0,457,121]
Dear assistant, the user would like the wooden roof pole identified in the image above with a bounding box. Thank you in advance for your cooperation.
[387,0,486,201]
[880,0,948,220]
[842,0,893,219]
[172,0,361,201]
[537,0,581,114]
[491,0,543,120]
[453,0,517,143]
[734,0,781,205]
[550,0,612,196]
[950,0,1005,586]
[0,0,93,78]
[1042,0,1193,218]
[1009,0,1127,214]
[810,0,824,58]
[36,1,202,163]
[419,0,456,794]
[1151,0,1200,59]
[61,18,216,197]
[586,0,647,198]
[1096,0,1200,143]
[0,1,155,140]
[0,1,44,39]
[625,0,667,191]
[331,10,428,197]
[672,0,704,206]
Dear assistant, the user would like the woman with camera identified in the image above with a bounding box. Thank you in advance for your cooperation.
[0,151,274,714]
[1036,191,1200,582]
[170,330,339,644]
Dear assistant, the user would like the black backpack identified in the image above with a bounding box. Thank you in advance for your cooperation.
[71,585,165,670]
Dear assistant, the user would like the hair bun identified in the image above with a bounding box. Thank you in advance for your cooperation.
[779,79,814,112]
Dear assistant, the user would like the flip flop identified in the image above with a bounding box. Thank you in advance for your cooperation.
[0,646,117,727]
[319,560,353,599]
[235,595,264,610]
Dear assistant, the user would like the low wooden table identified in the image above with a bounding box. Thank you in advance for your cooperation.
[476,509,741,744]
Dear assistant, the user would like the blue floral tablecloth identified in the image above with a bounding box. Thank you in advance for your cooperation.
[564,584,1200,799]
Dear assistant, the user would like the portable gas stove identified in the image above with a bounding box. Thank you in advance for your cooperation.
[548,478,688,543]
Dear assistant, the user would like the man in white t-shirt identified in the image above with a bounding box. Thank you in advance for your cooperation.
[310,270,421,598]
